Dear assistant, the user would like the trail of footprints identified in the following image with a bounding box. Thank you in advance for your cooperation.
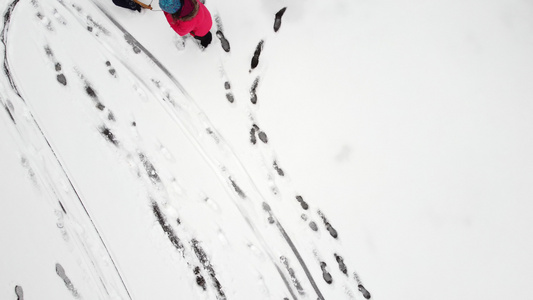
[217,6,373,298]
[13,263,91,299]
[44,46,67,86]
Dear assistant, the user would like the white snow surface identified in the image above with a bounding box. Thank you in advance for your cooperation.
[1,0,533,299]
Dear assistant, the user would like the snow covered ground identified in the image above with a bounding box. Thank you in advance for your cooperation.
[1,0,533,299]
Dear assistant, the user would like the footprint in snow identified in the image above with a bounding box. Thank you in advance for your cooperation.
[320,261,333,284]
[274,7,287,32]
[36,12,54,31]
[250,77,260,104]
[334,253,348,275]
[214,15,230,52]
[105,61,117,77]
[250,40,264,71]
[15,285,23,300]
[224,81,234,103]
[216,30,230,52]
[99,125,119,146]
[52,9,67,25]
[250,124,268,145]
[124,33,141,54]
[318,209,338,239]
[273,160,284,176]
[84,84,105,111]
[55,263,80,298]
[44,46,67,86]
[296,195,309,210]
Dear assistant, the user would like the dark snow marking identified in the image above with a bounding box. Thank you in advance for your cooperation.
[309,221,318,231]
[262,202,325,300]
[36,12,53,31]
[273,160,285,176]
[124,33,141,54]
[194,266,207,290]
[85,85,96,98]
[14,285,23,300]
[139,153,161,184]
[225,93,234,103]
[251,40,264,70]
[44,46,67,86]
[191,239,226,299]
[258,131,268,143]
[214,15,230,52]
[354,272,371,299]
[2,0,23,98]
[107,111,116,121]
[281,256,305,295]
[106,61,116,77]
[320,261,333,284]
[274,7,287,32]
[152,201,184,253]
[85,15,110,36]
[206,128,220,143]
[358,285,371,299]
[44,46,52,56]
[229,177,246,199]
[224,81,234,103]
[57,74,67,85]
[85,85,105,110]
[20,156,37,184]
[250,77,259,104]
[55,263,80,298]
[52,8,67,26]
[296,196,309,210]
[318,210,338,239]
[59,201,67,214]
[334,253,348,275]
[99,126,118,146]
[251,124,268,144]
[216,31,230,53]
[250,126,257,145]
[3,102,15,123]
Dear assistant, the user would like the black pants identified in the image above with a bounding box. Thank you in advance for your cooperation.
[112,0,141,12]
[194,31,212,48]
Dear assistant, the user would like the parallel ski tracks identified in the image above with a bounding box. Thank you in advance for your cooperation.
[0,1,134,299]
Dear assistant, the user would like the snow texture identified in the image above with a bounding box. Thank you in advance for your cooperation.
[1,0,533,299]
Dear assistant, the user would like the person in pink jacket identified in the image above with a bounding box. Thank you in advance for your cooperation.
[159,0,213,48]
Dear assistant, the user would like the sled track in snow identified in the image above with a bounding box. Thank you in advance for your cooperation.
[0,1,134,299]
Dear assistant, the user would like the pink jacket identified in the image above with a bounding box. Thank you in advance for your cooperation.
[163,0,212,37]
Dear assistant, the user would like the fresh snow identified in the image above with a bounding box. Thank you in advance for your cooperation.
[1,0,533,299]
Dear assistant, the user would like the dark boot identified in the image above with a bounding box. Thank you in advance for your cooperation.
[112,0,142,12]
[194,31,212,48]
